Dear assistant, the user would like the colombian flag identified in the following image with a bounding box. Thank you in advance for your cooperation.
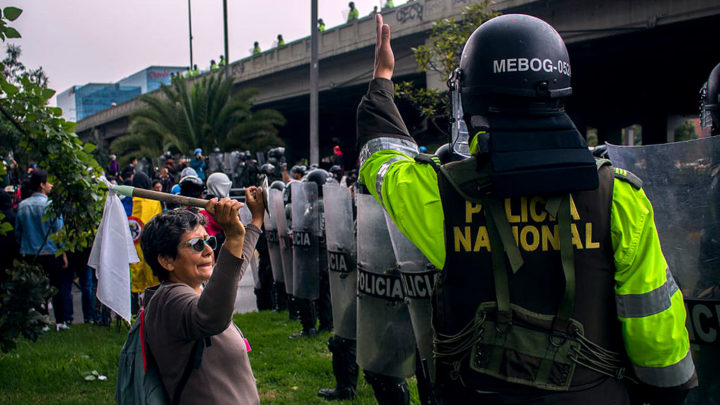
[128,197,162,293]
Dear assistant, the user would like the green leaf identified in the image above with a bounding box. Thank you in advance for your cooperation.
[0,80,17,95]
[3,7,22,21]
[47,107,62,116]
[41,88,56,100]
[83,143,97,153]
[3,26,20,39]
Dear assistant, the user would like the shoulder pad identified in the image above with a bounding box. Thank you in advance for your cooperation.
[613,167,643,190]
[414,153,442,172]
[595,158,612,170]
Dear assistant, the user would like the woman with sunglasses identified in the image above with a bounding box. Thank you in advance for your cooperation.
[140,186,264,404]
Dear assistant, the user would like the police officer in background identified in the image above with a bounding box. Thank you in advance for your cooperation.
[357,13,696,404]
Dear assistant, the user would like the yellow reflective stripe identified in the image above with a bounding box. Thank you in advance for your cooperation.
[621,289,691,371]
[359,149,445,269]
[358,137,418,167]
[615,268,679,318]
[632,349,695,387]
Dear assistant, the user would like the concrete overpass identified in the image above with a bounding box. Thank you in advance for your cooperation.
[76,0,720,165]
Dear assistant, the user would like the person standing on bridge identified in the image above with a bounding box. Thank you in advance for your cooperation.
[277,34,285,47]
[357,13,697,404]
[347,2,359,23]
[318,18,326,32]
[253,41,261,55]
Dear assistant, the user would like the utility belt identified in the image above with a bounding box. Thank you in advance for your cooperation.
[433,194,633,392]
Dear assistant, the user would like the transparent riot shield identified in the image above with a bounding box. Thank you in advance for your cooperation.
[271,188,294,295]
[608,137,720,404]
[291,181,320,300]
[208,151,223,173]
[384,212,437,376]
[356,192,416,378]
[323,183,357,340]
[265,191,285,283]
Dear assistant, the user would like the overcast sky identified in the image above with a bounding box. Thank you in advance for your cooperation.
[9,0,404,106]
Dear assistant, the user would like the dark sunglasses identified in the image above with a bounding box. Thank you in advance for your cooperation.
[179,235,217,253]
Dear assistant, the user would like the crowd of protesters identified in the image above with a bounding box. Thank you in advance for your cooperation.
[0,141,356,331]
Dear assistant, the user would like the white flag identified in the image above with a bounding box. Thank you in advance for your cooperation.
[88,189,139,324]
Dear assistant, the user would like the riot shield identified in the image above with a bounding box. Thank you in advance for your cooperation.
[384,212,437,374]
[608,137,720,404]
[356,192,416,378]
[265,191,285,283]
[208,151,223,173]
[238,205,261,290]
[291,181,320,300]
[270,188,294,295]
[323,183,357,340]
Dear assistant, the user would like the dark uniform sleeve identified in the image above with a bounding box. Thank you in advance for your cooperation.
[356,78,416,159]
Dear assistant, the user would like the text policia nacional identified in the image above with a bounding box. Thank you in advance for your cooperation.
[453,197,600,253]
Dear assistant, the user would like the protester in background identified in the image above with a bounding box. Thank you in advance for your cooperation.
[106,154,119,178]
[253,41,261,55]
[15,169,72,330]
[120,156,136,183]
[142,189,264,404]
[67,243,97,324]
[0,189,19,272]
[190,148,207,181]
[210,59,219,70]
[277,34,285,47]
[219,55,226,67]
[202,172,232,257]
[158,167,174,193]
[318,18,326,32]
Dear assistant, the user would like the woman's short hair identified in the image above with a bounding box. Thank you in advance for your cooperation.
[141,209,207,282]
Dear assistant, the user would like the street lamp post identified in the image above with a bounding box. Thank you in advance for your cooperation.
[188,0,194,70]
[310,0,319,165]
[223,0,229,78]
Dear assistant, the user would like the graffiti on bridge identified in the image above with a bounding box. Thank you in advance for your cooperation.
[396,2,424,23]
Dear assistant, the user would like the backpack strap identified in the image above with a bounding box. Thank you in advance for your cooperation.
[438,156,493,204]
[171,339,206,405]
[414,153,442,172]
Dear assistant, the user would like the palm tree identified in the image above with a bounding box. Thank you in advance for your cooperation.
[111,74,285,164]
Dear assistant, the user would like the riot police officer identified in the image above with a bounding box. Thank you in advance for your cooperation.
[303,169,334,332]
[356,13,697,403]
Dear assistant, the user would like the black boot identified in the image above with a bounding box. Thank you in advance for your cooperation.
[290,298,317,339]
[364,370,410,405]
[317,271,333,332]
[317,336,358,401]
[288,295,299,321]
[273,281,288,311]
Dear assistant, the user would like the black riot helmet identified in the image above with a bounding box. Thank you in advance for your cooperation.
[304,168,331,196]
[459,14,572,116]
[329,165,343,180]
[290,165,307,178]
[270,180,285,192]
[179,175,204,198]
[700,62,720,136]
[260,163,275,175]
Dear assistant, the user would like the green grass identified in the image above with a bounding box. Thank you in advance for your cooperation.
[0,311,420,404]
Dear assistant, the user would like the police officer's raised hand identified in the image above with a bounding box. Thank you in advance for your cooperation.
[374,14,394,80]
